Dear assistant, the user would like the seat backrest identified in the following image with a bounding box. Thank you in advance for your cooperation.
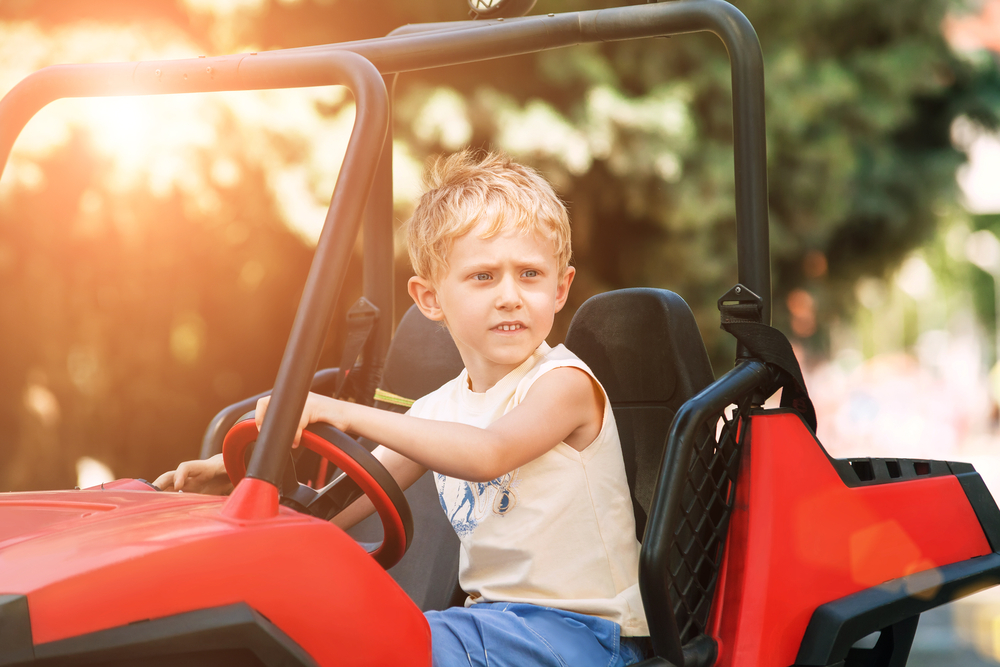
[348,304,466,612]
[564,288,714,540]
[374,305,465,412]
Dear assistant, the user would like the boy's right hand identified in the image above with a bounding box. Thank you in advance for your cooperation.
[152,454,232,495]
[255,392,352,447]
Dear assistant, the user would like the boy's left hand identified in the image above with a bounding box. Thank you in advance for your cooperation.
[152,454,231,494]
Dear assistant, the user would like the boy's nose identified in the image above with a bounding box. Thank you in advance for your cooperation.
[495,275,522,309]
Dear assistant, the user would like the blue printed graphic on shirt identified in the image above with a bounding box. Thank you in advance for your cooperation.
[436,470,521,538]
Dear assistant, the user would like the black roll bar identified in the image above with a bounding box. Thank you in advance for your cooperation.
[0,0,770,499]
[0,50,391,488]
[279,0,771,323]
[358,74,399,409]
[240,56,390,486]
[0,0,769,324]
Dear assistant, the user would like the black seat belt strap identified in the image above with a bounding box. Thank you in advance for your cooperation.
[333,297,379,399]
[718,285,817,432]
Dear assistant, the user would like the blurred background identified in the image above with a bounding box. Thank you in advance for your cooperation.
[1,0,1000,661]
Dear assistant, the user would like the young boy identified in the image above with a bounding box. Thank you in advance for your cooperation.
[155,150,649,666]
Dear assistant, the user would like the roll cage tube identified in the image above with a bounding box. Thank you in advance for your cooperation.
[0,50,390,494]
[282,0,771,323]
[0,0,770,325]
[0,0,768,492]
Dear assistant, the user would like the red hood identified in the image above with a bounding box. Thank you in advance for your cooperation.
[0,488,224,559]
[0,486,431,665]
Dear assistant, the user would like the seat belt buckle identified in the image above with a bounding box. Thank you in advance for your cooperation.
[718,284,763,326]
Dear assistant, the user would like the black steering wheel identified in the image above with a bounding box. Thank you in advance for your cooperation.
[222,414,413,569]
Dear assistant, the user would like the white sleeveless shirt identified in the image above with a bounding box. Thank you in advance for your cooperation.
[408,342,649,636]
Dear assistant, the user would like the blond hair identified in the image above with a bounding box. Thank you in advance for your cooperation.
[405,150,571,282]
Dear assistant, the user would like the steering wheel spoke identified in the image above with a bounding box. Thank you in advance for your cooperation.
[298,472,363,520]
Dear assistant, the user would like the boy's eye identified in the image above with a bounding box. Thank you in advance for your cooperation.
[522,270,539,278]
[473,273,491,281]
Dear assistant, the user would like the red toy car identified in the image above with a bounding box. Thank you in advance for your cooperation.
[1,2,998,666]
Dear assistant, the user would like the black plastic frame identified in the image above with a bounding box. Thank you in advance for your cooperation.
[795,553,1000,666]
[0,600,317,667]
[952,463,1000,550]
[0,595,32,666]
[0,51,391,491]
[641,359,772,664]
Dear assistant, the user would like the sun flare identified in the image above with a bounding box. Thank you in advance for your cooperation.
[0,18,422,246]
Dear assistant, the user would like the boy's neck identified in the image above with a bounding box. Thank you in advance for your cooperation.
[463,350,539,393]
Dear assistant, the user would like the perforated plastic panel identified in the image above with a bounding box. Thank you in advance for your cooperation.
[669,396,751,644]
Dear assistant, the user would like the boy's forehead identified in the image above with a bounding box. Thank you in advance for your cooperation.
[448,224,559,261]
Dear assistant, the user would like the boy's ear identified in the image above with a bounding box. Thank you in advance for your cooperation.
[408,276,445,322]
[554,266,576,314]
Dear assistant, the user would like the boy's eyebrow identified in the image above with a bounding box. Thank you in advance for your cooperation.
[456,255,553,272]
[453,260,498,274]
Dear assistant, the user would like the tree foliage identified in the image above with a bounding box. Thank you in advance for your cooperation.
[0,0,996,489]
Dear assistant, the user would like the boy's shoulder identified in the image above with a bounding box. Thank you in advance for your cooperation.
[407,371,467,418]
[536,342,585,367]
[513,343,598,401]
[408,343,596,419]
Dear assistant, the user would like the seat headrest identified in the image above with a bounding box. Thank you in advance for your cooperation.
[565,288,713,406]
[381,305,465,402]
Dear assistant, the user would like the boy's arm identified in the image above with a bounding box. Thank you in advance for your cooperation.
[330,445,427,529]
[261,366,603,483]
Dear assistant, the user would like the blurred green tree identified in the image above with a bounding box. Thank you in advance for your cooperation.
[0,0,996,489]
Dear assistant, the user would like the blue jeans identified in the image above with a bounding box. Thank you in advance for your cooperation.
[425,602,648,667]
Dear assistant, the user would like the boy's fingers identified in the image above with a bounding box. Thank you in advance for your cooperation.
[174,464,189,491]
[291,404,315,449]
[293,414,310,449]
[152,471,173,491]
[255,396,270,431]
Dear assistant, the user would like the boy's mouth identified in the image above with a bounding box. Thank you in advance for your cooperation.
[494,323,524,332]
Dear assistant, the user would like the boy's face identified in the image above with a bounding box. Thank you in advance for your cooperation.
[408,222,575,391]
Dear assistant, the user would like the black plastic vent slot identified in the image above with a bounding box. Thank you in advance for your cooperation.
[850,460,875,482]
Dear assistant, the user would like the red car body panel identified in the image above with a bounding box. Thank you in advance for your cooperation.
[0,483,431,666]
[708,412,992,666]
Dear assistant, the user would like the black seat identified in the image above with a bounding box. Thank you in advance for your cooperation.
[370,305,466,414]
[386,290,715,612]
[348,305,465,611]
[564,288,715,540]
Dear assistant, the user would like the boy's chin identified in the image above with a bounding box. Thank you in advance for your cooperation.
[486,343,541,365]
